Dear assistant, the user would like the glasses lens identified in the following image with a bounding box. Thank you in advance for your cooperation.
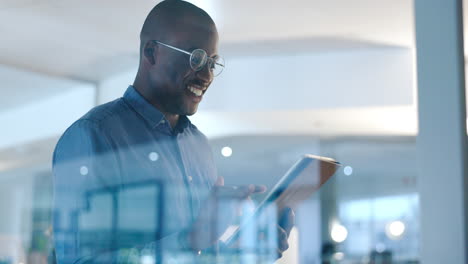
[210,56,225,77]
[190,49,225,77]
[190,49,207,71]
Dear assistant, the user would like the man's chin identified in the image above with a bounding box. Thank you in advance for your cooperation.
[182,105,198,116]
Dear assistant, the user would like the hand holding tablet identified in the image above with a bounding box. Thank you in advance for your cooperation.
[225,154,341,246]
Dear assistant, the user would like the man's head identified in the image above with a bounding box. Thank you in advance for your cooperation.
[136,0,219,116]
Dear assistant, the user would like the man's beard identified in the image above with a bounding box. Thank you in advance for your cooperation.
[158,89,196,116]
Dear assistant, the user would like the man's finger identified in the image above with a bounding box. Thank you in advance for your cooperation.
[235,184,267,197]
[276,249,283,260]
[279,207,295,236]
[215,176,224,186]
[253,185,267,193]
[277,226,289,252]
[213,184,265,199]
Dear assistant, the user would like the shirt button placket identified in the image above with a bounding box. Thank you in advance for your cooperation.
[175,134,196,220]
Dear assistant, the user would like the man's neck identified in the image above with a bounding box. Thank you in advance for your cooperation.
[163,113,179,129]
[132,78,180,129]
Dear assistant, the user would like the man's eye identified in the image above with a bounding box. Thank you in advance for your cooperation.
[208,60,216,70]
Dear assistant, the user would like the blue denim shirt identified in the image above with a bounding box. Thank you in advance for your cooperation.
[52,86,217,263]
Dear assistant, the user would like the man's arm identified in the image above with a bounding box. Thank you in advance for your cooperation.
[52,119,209,263]
[52,119,122,264]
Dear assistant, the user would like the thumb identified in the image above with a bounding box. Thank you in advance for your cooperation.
[215,176,224,186]
[280,207,295,236]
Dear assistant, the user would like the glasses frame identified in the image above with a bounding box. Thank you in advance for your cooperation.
[152,40,225,76]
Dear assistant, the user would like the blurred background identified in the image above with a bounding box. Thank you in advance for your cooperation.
[0,0,466,263]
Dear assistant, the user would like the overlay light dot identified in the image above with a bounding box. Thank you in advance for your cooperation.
[344,166,353,176]
[376,243,386,253]
[333,252,344,261]
[386,220,406,239]
[221,146,233,157]
[149,152,159,162]
[331,224,348,243]
[140,255,155,264]
[80,166,89,176]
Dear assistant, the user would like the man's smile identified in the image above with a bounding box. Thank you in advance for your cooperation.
[186,83,207,97]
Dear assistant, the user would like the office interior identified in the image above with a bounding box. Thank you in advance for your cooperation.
[0,0,467,263]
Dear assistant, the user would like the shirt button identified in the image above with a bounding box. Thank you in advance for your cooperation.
[197,250,202,255]
[160,120,166,124]
[187,176,193,182]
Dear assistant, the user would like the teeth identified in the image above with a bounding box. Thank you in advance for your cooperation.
[187,85,204,97]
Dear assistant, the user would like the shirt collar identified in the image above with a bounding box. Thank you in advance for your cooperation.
[123,85,192,132]
[175,115,191,133]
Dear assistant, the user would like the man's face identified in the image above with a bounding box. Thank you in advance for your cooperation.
[148,18,219,116]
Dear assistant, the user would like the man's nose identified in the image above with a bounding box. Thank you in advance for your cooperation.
[195,64,214,83]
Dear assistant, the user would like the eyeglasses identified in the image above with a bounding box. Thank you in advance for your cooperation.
[153,40,225,77]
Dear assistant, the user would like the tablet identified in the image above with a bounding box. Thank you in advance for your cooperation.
[224,154,341,245]
[257,154,340,213]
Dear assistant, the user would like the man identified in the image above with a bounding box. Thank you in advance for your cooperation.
[52,1,293,263]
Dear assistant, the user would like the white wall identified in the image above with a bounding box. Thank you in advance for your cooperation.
[95,47,416,138]
[202,48,414,111]
[97,68,137,105]
[0,65,96,150]
[0,87,96,150]
[96,48,414,111]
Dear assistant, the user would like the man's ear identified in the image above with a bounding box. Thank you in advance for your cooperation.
[143,41,157,65]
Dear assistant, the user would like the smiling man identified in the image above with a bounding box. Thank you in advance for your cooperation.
[52,1,292,263]
[134,0,222,127]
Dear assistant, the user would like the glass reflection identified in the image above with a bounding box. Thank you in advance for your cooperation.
[0,135,420,263]
[0,0,426,263]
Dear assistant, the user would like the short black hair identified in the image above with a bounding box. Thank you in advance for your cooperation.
[139,0,215,55]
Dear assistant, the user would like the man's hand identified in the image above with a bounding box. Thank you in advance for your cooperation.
[186,176,266,251]
[276,207,295,259]
[226,205,295,260]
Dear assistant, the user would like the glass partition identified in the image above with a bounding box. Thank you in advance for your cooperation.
[3,0,464,263]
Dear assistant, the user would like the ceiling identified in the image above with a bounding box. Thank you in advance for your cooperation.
[0,0,415,82]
